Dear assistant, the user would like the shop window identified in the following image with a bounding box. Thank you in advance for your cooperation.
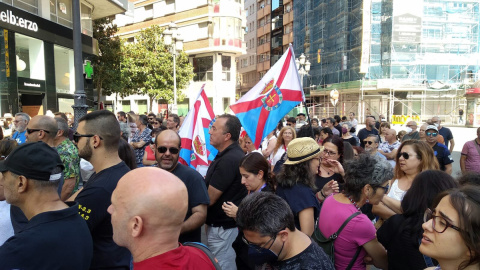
[14,0,38,14]
[137,100,147,114]
[58,98,74,114]
[193,56,213,82]
[122,100,131,113]
[223,97,230,111]
[15,33,45,80]
[222,56,231,81]
[54,45,74,94]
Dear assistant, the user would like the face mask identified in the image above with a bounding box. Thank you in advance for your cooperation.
[342,127,348,134]
[405,127,412,134]
[247,241,284,265]
[434,123,439,128]
[151,137,155,144]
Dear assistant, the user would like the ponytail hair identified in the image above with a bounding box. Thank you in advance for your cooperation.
[240,152,276,192]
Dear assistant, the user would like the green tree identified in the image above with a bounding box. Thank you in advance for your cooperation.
[92,17,123,109]
[121,25,193,112]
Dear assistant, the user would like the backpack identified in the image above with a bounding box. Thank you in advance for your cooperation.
[183,242,222,269]
[312,204,362,270]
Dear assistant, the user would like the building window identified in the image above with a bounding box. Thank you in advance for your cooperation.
[222,56,231,81]
[81,4,93,36]
[193,56,214,82]
[16,33,45,80]
[14,0,38,14]
[121,100,131,112]
[54,45,74,94]
[50,0,73,28]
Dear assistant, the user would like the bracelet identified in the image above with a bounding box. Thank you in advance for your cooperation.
[316,191,324,202]
[320,190,327,198]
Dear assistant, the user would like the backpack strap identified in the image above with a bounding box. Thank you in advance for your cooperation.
[183,242,222,270]
[346,246,362,270]
[329,211,361,240]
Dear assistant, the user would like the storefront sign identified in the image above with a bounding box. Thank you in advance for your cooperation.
[17,77,45,92]
[0,10,38,32]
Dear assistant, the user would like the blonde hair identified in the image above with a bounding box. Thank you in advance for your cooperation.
[394,140,439,179]
[273,126,296,155]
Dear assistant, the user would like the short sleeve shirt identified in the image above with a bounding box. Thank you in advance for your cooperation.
[276,183,320,231]
[319,196,376,270]
[401,131,420,142]
[205,143,247,228]
[74,162,131,269]
[56,139,81,191]
[131,127,152,164]
[438,127,453,149]
[432,142,454,171]
[268,240,334,270]
[12,130,26,144]
[461,140,480,173]
[172,163,210,243]
[358,128,379,148]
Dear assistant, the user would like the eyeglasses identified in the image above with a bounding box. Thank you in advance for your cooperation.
[424,208,461,233]
[148,118,155,120]
[73,132,103,143]
[26,128,50,134]
[323,149,337,156]
[157,146,180,154]
[242,235,276,253]
[153,122,159,125]
[363,141,374,145]
[378,184,389,194]
[397,152,417,160]
[426,132,438,137]
[286,123,292,126]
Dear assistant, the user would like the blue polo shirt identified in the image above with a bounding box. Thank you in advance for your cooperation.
[12,130,26,144]
[433,142,454,171]
[0,202,93,270]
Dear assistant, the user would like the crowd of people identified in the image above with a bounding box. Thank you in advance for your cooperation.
[0,109,479,270]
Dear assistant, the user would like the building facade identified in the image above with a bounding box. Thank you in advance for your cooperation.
[294,0,479,124]
[112,0,246,116]
[0,0,127,117]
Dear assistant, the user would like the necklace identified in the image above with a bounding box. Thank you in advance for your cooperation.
[321,165,333,175]
[347,196,361,211]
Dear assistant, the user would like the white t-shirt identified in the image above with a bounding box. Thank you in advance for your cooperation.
[270,146,286,168]
[0,201,14,245]
[387,179,406,201]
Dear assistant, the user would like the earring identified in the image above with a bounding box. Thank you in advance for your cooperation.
[93,145,97,149]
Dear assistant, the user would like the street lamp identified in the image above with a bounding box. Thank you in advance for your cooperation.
[295,53,311,113]
[163,22,184,114]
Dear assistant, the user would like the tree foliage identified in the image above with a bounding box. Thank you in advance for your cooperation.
[92,17,122,108]
[121,25,193,111]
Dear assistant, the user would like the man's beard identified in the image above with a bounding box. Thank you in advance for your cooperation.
[79,138,93,161]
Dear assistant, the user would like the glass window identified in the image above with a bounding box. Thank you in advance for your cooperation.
[122,100,131,112]
[58,98,74,114]
[193,56,213,82]
[81,4,93,36]
[50,0,73,28]
[137,100,147,114]
[13,0,38,15]
[222,56,231,81]
[54,45,74,94]
[15,33,45,80]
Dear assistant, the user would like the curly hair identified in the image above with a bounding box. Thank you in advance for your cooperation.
[276,160,316,190]
[343,154,394,202]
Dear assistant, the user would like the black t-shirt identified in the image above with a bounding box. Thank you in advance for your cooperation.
[205,143,247,228]
[315,173,343,194]
[74,161,131,270]
[343,136,358,146]
[438,127,453,149]
[334,124,342,135]
[268,240,335,270]
[0,202,93,270]
[358,128,379,148]
[171,163,210,243]
[276,183,320,231]
[377,214,437,270]
[432,143,454,171]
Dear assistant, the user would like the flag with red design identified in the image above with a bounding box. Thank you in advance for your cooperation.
[230,45,304,148]
[179,84,218,176]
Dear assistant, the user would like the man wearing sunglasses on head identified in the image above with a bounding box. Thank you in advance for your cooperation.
[154,129,210,243]
[425,125,453,174]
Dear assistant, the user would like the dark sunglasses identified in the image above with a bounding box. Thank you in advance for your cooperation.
[157,146,180,154]
[363,141,374,145]
[148,118,155,120]
[426,132,438,137]
[26,128,50,134]
[73,132,104,143]
[397,152,417,160]
[286,123,292,126]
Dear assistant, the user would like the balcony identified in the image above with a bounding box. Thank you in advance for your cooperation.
[271,36,282,49]
[256,42,270,54]
[283,32,293,45]
[283,11,293,24]
[257,4,271,20]
[93,0,129,20]
[257,60,271,72]
[257,24,271,38]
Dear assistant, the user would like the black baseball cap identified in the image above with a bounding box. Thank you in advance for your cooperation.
[0,141,64,181]
[297,113,306,117]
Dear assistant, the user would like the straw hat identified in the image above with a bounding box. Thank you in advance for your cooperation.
[284,137,322,165]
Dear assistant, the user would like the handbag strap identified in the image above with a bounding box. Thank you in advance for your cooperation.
[346,246,362,270]
[329,211,361,240]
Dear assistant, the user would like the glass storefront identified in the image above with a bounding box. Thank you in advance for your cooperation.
[54,44,74,94]
[15,33,44,80]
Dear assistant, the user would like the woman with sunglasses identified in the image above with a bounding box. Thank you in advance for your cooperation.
[221,152,276,269]
[318,154,393,270]
[269,126,296,171]
[373,140,439,220]
[377,170,458,270]
[142,128,162,167]
[420,186,480,270]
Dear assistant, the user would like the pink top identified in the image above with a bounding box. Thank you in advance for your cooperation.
[318,196,376,270]
[461,140,480,173]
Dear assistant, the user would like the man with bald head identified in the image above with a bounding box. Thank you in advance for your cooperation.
[378,128,401,168]
[401,121,420,142]
[154,129,210,243]
[109,168,216,269]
